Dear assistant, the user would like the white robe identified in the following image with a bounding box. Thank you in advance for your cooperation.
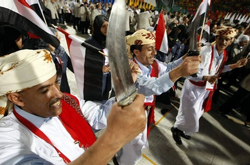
[174,45,231,135]
[116,58,183,165]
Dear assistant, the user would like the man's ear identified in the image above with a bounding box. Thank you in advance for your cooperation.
[133,49,140,56]
[7,93,25,107]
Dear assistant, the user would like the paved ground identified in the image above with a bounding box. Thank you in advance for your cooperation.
[58,23,250,165]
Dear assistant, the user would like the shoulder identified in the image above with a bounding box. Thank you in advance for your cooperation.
[85,37,102,48]
[0,112,32,141]
[200,45,212,55]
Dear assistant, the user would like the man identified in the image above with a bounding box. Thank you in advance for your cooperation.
[0,49,146,164]
[45,0,59,25]
[116,29,201,164]
[222,34,250,88]
[73,0,81,30]
[91,3,102,26]
[79,2,90,34]
[171,26,248,145]
[219,72,250,127]
[135,8,153,30]
[127,29,201,131]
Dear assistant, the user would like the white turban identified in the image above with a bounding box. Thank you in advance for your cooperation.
[0,49,56,118]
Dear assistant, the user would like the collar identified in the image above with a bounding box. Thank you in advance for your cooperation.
[134,58,152,77]
[214,44,224,57]
[14,105,52,128]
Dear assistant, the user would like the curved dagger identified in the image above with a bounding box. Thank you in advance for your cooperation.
[106,0,137,106]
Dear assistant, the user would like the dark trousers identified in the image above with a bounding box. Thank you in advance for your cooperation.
[80,21,89,34]
[74,17,80,30]
[241,95,250,122]
[51,19,57,26]
[220,87,250,115]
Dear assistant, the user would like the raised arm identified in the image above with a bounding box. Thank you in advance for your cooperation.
[69,94,146,165]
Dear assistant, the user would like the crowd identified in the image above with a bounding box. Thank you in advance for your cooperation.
[0,0,249,164]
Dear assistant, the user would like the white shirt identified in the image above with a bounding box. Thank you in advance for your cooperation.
[190,44,231,82]
[135,57,183,97]
[0,96,115,164]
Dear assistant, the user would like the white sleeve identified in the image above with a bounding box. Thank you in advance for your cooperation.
[77,96,116,130]
[136,72,174,96]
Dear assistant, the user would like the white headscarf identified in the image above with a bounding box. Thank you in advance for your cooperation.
[0,49,56,118]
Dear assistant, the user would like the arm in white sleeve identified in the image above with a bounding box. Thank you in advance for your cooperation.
[187,51,207,81]
[136,72,174,96]
[158,57,183,74]
[78,97,116,130]
[222,65,232,73]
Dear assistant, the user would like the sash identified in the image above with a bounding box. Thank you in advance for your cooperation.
[133,58,159,137]
[203,46,228,112]
[13,93,96,163]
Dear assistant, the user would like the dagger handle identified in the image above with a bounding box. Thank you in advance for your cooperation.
[187,50,200,77]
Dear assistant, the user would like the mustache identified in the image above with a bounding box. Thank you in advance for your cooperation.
[49,98,61,106]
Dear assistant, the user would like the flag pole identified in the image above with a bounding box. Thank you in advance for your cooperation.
[199,16,206,42]
[55,26,108,58]
[198,0,210,42]
[36,0,48,25]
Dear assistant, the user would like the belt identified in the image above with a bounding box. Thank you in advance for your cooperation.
[189,80,206,86]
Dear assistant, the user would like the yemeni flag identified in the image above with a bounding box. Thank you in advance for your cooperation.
[27,0,52,24]
[57,27,105,101]
[154,11,168,54]
[0,0,59,48]
[25,0,45,21]
[187,0,211,41]
[197,21,210,44]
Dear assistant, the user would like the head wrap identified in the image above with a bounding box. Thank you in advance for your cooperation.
[93,15,108,48]
[0,49,56,118]
[126,29,156,58]
[215,26,237,38]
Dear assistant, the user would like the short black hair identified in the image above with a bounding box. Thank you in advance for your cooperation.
[130,45,143,57]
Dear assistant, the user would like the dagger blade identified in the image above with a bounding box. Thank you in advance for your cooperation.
[106,0,137,106]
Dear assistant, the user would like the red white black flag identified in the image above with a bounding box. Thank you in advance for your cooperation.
[188,0,211,33]
[0,0,59,48]
[155,11,168,54]
[57,27,105,101]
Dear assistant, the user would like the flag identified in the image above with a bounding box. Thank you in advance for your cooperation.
[224,12,229,20]
[225,12,232,20]
[189,0,211,29]
[26,0,45,22]
[197,20,210,44]
[235,13,239,20]
[237,14,242,21]
[0,0,59,48]
[187,0,211,41]
[230,13,236,23]
[155,11,168,54]
[247,16,250,23]
[239,15,246,24]
[56,27,105,101]
[26,0,52,25]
